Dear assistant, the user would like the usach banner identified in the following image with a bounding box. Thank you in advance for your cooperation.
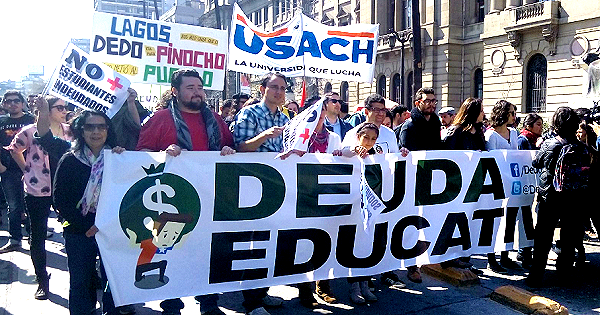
[96,150,539,306]
[228,3,379,83]
[91,12,228,90]
[47,42,130,118]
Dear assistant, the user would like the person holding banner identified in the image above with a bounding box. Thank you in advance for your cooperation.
[484,100,522,274]
[341,94,409,287]
[136,69,234,315]
[53,109,124,315]
[234,72,290,315]
[6,96,72,300]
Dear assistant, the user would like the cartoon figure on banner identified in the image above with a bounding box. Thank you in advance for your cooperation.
[119,163,200,289]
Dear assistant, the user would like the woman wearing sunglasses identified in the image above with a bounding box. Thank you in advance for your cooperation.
[6,96,72,300]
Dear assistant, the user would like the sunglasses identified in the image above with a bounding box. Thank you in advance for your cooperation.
[329,99,340,104]
[83,123,109,132]
[4,99,22,105]
[51,105,67,112]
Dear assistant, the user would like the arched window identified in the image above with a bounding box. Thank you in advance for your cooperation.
[406,71,414,109]
[391,73,401,102]
[526,54,547,113]
[340,81,349,101]
[377,75,386,96]
[473,68,483,99]
[324,82,332,94]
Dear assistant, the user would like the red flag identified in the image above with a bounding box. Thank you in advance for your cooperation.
[299,79,307,108]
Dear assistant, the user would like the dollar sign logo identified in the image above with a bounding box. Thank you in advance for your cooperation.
[142,179,179,215]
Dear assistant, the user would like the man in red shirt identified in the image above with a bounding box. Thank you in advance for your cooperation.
[136,69,234,315]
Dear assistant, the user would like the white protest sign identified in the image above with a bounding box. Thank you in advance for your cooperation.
[91,12,228,90]
[96,150,538,306]
[47,42,130,118]
[228,3,379,83]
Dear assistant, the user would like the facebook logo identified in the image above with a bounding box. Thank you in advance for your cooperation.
[511,181,522,195]
[510,163,520,177]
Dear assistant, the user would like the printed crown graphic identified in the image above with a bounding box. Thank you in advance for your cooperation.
[142,163,166,175]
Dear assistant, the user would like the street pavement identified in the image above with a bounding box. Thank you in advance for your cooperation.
[1,213,599,315]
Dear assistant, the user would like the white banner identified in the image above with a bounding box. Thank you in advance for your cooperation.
[47,43,130,118]
[277,97,324,158]
[228,3,379,83]
[96,150,538,306]
[91,12,228,90]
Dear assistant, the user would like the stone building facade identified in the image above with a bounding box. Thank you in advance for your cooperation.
[361,0,600,117]
[193,0,599,116]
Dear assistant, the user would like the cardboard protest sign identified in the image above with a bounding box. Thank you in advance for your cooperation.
[228,3,379,83]
[91,12,228,90]
[47,42,130,118]
[96,150,538,306]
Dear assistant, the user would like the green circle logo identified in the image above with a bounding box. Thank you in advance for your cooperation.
[119,163,200,289]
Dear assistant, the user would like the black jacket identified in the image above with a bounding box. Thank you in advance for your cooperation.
[399,108,442,151]
[443,125,486,151]
[532,137,566,200]
[53,152,95,234]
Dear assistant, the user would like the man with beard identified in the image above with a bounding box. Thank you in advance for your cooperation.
[399,87,442,283]
[0,91,35,253]
[136,69,234,315]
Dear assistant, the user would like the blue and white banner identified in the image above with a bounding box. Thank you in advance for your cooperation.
[228,3,379,83]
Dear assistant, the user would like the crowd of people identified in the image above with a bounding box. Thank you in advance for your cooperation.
[0,69,598,315]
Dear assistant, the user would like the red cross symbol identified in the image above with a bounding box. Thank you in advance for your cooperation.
[299,128,310,144]
[107,77,124,91]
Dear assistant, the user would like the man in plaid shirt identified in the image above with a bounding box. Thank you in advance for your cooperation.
[232,72,290,315]
[234,73,290,153]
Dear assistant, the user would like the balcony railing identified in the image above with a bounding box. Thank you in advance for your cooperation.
[515,2,544,22]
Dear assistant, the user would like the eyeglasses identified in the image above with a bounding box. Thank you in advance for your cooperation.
[329,99,340,104]
[367,106,386,113]
[422,99,438,105]
[3,98,22,105]
[83,123,108,132]
[51,105,67,112]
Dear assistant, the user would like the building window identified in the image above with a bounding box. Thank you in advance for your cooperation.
[406,71,414,109]
[341,81,349,102]
[526,54,547,113]
[264,7,269,24]
[473,68,483,99]
[403,0,412,30]
[324,82,333,94]
[476,0,485,23]
[391,73,401,102]
[377,75,386,96]
[274,0,280,21]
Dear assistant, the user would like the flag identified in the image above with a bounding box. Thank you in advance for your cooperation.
[359,169,384,233]
[276,97,324,159]
[299,79,307,108]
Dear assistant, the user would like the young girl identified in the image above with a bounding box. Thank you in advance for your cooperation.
[341,122,380,158]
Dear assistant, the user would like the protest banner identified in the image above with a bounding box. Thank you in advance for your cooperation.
[96,150,539,306]
[46,42,130,118]
[228,3,379,83]
[91,12,228,90]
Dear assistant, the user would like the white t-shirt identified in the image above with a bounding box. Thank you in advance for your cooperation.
[342,125,400,153]
[485,127,518,150]
[325,132,342,154]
